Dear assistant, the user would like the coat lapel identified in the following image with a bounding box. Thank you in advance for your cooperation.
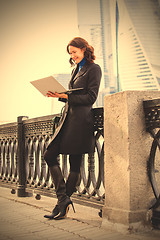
[71,62,89,83]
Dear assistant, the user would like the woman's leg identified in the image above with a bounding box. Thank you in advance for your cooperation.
[44,141,65,219]
[44,138,67,205]
[66,154,82,197]
[44,138,75,219]
[69,154,82,173]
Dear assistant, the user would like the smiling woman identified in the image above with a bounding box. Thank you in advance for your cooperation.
[44,37,102,220]
[67,37,96,65]
[0,0,78,122]
[68,46,85,64]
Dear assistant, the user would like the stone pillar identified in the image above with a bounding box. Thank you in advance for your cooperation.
[102,91,160,233]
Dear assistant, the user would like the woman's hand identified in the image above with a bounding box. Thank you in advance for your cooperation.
[46,91,68,100]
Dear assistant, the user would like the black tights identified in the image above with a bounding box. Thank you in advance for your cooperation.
[44,140,82,173]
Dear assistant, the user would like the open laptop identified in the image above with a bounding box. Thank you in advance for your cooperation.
[30,76,83,96]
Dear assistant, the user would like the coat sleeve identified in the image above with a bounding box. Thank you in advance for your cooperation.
[68,64,101,106]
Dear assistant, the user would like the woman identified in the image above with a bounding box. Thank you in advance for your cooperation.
[44,37,102,220]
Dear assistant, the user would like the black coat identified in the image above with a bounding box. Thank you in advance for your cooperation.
[49,62,102,155]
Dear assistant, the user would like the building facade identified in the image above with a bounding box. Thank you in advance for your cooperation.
[117,0,160,92]
[77,0,160,107]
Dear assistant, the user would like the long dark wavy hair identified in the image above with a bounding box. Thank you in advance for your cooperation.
[67,37,96,66]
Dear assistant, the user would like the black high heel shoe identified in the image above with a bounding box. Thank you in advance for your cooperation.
[44,204,59,219]
[54,196,75,220]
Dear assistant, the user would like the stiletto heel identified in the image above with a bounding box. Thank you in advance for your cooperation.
[71,202,75,213]
[54,196,75,220]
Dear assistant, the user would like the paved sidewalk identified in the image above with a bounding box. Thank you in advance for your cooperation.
[0,186,160,240]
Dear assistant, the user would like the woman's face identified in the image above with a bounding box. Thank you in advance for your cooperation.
[68,46,85,64]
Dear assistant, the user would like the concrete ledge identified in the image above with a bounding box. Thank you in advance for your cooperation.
[102,90,160,233]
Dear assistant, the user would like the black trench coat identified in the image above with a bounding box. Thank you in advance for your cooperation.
[48,62,102,155]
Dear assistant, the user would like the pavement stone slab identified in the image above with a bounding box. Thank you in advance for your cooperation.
[0,186,160,240]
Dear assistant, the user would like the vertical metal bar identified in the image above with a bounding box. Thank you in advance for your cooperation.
[17,116,28,197]
[116,0,120,92]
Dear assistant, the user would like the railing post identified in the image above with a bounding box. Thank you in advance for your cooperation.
[17,116,30,197]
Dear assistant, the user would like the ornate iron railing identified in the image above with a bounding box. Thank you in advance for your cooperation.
[0,108,104,208]
[143,98,160,229]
